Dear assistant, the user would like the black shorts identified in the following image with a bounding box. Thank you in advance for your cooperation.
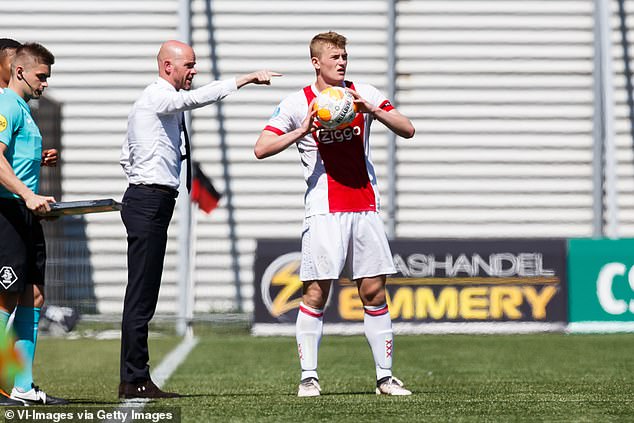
[0,198,46,292]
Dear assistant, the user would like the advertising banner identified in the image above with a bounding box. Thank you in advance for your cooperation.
[252,239,568,335]
[568,238,634,332]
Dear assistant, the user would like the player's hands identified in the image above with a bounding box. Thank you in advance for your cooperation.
[238,70,283,87]
[301,99,319,136]
[346,88,378,115]
[25,192,56,215]
[41,148,58,167]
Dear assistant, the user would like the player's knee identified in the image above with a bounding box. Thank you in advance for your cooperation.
[359,286,386,306]
[303,295,327,309]
[302,281,330,309]
[302,290,327,309]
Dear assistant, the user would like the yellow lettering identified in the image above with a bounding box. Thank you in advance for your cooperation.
[338,287,364,320]
[386,288,414,319]
[416,287,458,319]
[490,287,523,319]
[334,284,557,322]
[460,287,488,319]
[523,286,557,320]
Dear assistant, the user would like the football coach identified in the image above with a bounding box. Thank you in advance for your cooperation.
[118,39,280,399]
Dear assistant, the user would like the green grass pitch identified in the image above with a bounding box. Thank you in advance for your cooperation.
[31,329,634,422]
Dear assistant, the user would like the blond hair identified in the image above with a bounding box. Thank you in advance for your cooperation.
[310,32,347,58]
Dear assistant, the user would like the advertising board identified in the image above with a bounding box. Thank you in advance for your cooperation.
[252,239,568,335]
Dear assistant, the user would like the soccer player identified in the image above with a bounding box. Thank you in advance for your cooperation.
[0,42,67,405]
[255,31,415,397]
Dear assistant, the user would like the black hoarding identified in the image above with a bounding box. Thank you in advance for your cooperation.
[253,239,568,334]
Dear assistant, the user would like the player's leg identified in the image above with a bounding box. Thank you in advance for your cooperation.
[357,276,393,379]
[353,212,411,395]
[296,214,344,397]
[357,276,411,395]
[296,280,330,397]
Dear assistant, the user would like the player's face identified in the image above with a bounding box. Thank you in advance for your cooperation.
[172,49,197,91]
[316,45,347,85]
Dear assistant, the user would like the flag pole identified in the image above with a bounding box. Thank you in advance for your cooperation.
[186,204,198,338]
[177,0,193,336]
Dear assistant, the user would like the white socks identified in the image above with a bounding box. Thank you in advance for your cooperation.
[296,302,394,382]
[363,304,393,381]
[296,302,324,381]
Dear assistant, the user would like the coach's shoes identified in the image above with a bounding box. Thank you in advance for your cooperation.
[297,377,321,397]
[11,384,69,405]
[376,376,411,396]
[118,379,180,399]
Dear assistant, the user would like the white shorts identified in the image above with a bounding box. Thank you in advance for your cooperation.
[299,211,396,281]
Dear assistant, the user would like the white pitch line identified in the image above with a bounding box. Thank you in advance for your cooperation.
[103,334,199,423]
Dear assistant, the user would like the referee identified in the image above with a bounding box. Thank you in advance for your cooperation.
[118,40,280,399]
[0,42,67,405]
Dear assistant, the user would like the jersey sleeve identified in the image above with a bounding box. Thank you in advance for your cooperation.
[263,96,298,135]
[363,84,395,113]
[0,101,20,148]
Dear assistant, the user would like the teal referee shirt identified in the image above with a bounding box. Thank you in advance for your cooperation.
[0,87,42,199]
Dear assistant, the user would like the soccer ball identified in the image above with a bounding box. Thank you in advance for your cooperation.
[313,86,357,129]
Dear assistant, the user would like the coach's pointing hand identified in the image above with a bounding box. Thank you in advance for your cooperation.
[237,70,283,88]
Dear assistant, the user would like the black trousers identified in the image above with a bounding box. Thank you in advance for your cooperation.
[119,184,176,383]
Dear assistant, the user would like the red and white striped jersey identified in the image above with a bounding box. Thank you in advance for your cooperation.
[264,81,394,217]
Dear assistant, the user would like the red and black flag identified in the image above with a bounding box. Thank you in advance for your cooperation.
[191,161,222,214]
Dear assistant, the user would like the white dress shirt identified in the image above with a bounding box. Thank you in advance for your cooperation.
[120,76,238,189]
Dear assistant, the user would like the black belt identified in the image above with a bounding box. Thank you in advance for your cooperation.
[130,184,179,198]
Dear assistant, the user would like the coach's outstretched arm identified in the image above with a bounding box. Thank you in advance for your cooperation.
[237,70,282,88]
[254,100,318,159]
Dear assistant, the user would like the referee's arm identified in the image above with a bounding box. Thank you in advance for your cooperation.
[0,143,55,212]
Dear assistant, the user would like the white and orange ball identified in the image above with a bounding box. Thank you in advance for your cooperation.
[313,86,357,129]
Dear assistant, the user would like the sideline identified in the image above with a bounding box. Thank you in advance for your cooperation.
[102,334,199,423]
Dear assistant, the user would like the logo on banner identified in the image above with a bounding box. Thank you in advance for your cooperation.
[260,252,303,322]
[596,263,634,315]
[260,252,333,322]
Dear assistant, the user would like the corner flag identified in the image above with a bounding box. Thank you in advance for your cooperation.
[191,161,222,214]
